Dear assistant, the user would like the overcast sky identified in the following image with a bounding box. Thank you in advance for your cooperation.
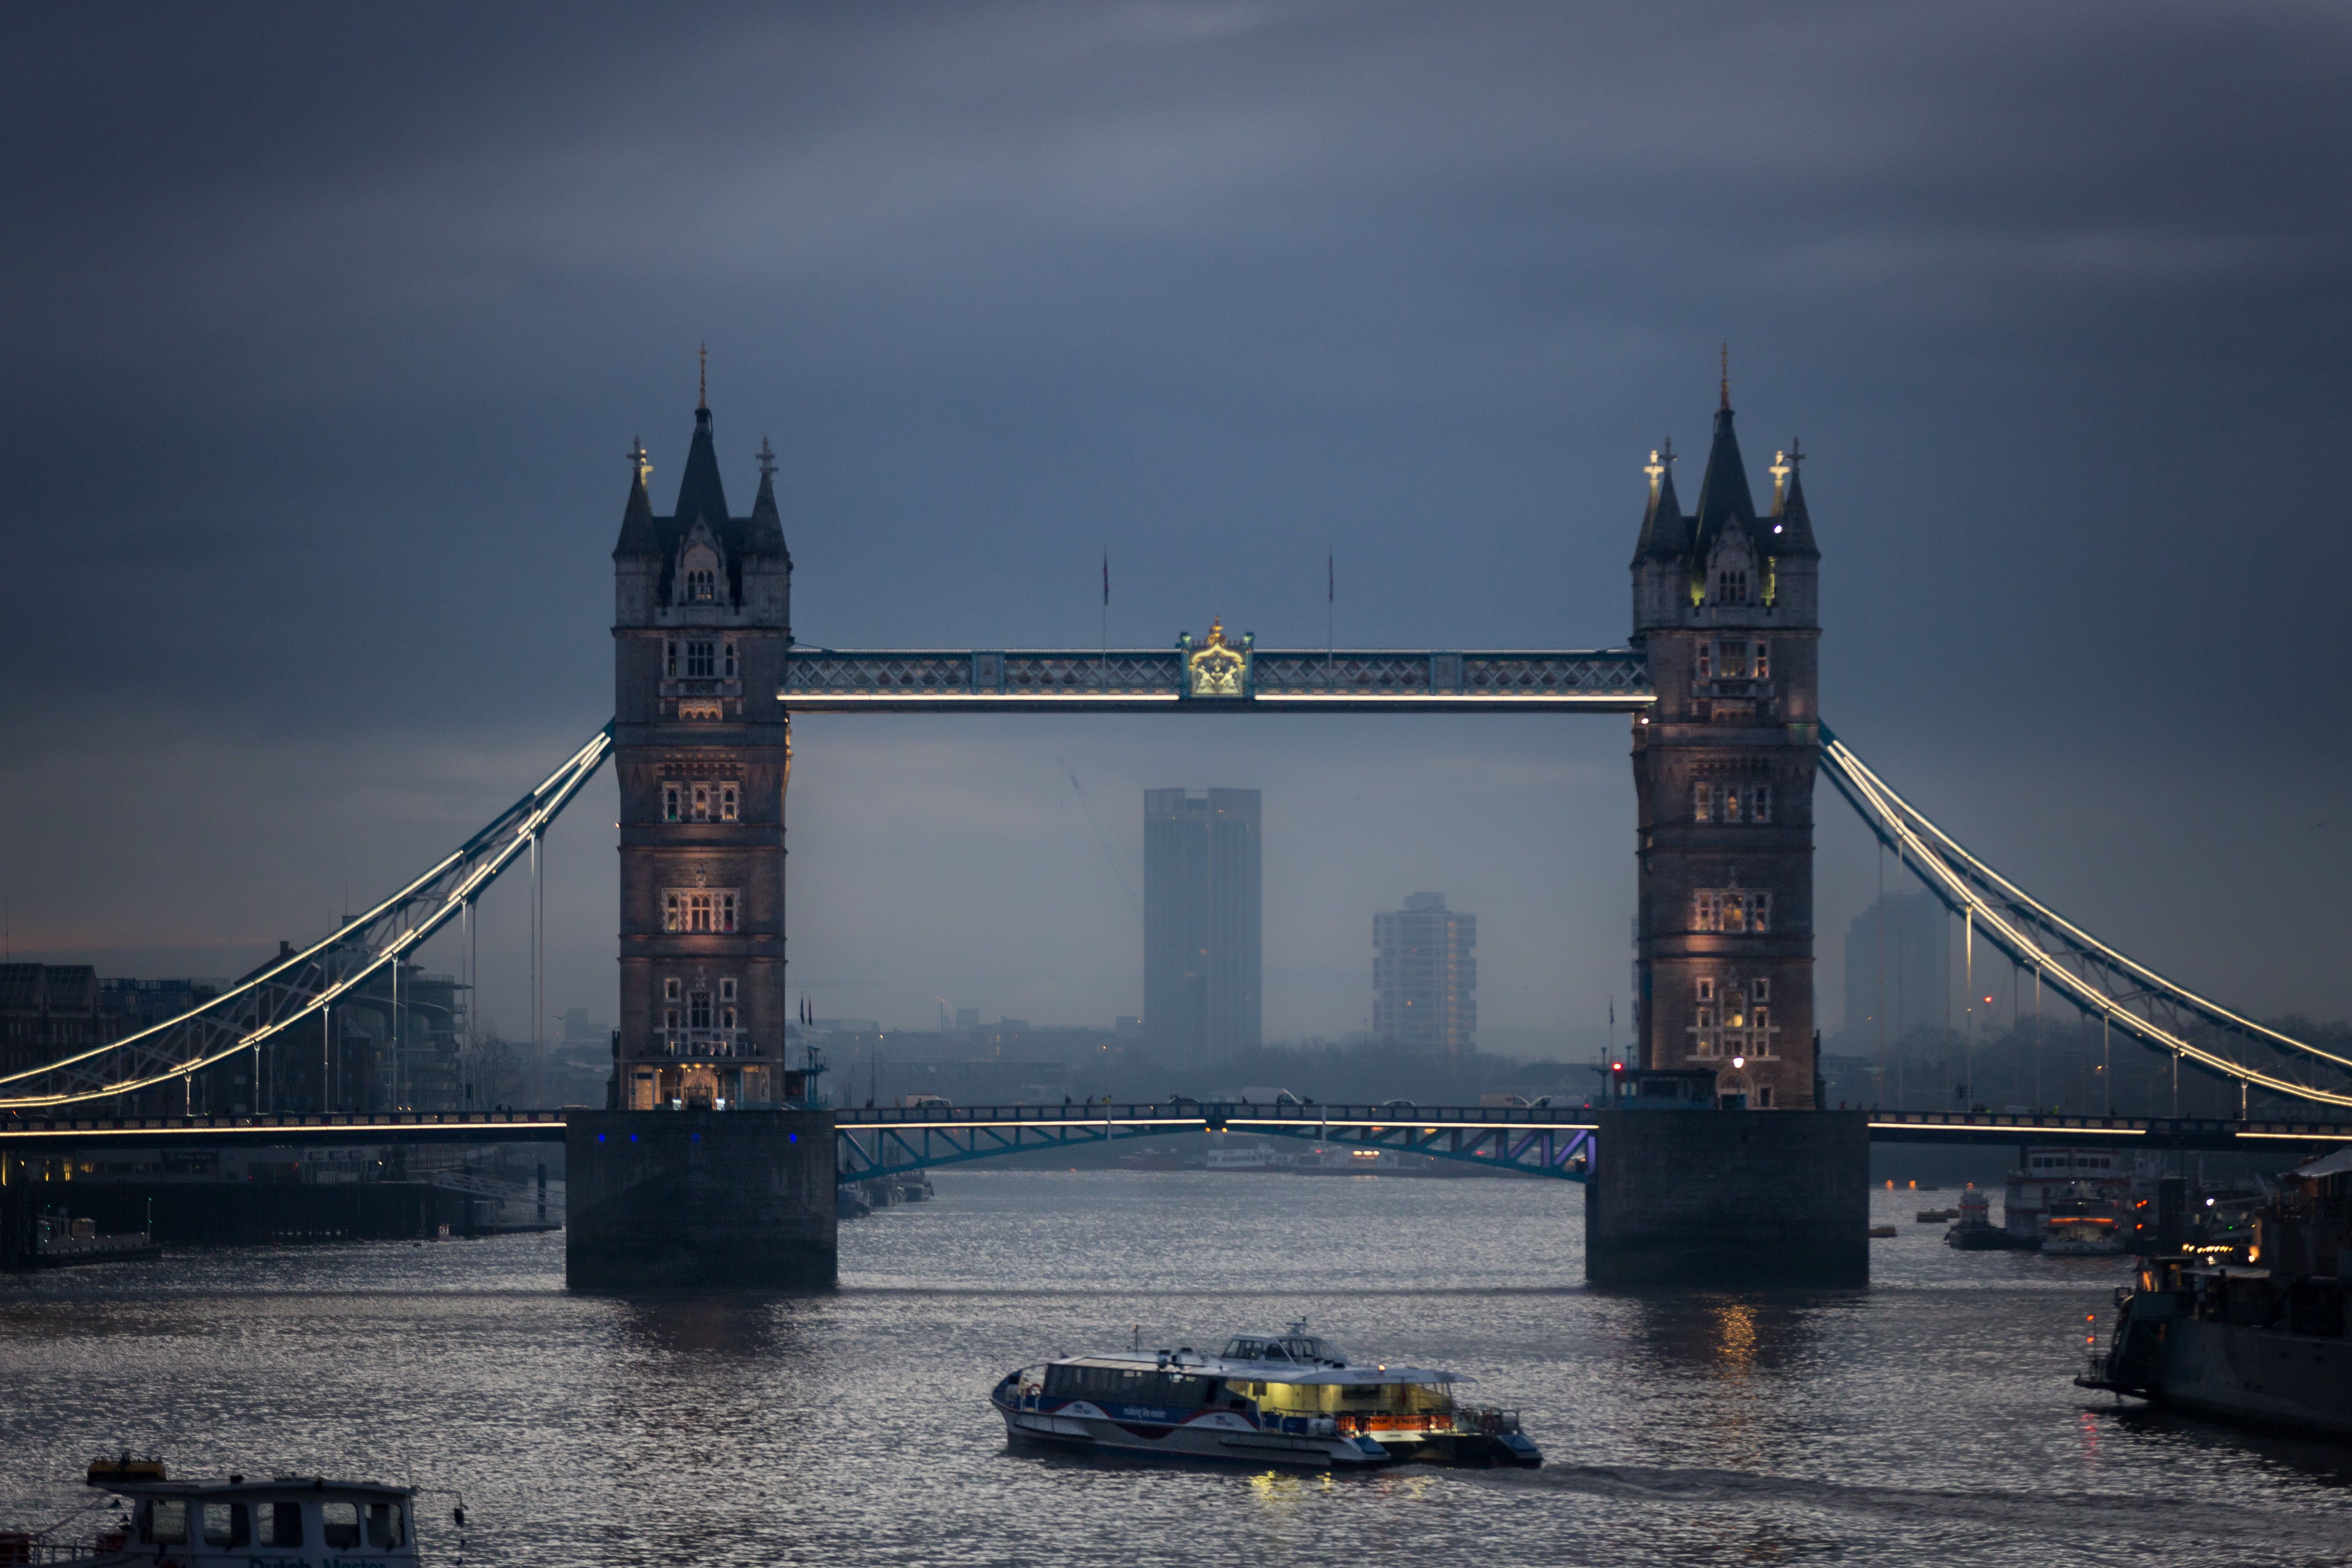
[3,0,2348,1054]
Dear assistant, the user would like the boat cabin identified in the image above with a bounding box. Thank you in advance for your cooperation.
[58,1461,421,1566]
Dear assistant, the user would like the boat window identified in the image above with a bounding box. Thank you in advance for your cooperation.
[368,1501,406,1548]
[256,1501,304,1546]
[1042,1364,1214,1408]
[1222,1338,1265,1359]
[144,1500,188,1545]
[321,1501,361,1549]
[203,1501,249,1547]
[1339,1383,1380,1401]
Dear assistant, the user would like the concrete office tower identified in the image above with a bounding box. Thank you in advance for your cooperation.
[610,392,793,1110]
[1842,891,1951,1044]
[1143,788,1262,1067]
[1628,377,1822,1109]
[1373,893,1478,1056]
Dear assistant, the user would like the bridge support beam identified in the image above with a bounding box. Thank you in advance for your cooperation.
[566,1109,835,1290]
[1584,1109,1868,1288]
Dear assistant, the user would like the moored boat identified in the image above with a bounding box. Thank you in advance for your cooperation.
[991,1323,1540,1469]
[1,1457,434,1566]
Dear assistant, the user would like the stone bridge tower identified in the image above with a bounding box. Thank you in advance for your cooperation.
[610,392,794,1110]
[1628,379,1820,1108]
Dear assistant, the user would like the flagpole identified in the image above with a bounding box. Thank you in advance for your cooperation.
[1325,549,1334,669]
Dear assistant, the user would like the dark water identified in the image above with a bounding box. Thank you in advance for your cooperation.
[5,1174,2351,1567]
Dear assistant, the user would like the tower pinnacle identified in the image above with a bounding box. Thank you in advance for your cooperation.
[698,343,708,411]
[1719,344,1730,411]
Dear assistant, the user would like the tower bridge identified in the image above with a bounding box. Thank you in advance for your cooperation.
[7,378,2351,1285]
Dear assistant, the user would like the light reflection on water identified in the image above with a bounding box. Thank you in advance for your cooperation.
[1,1172,2348,1567]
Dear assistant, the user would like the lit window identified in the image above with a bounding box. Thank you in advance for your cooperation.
[720,783,739,822]
[1693,782,1713,822]
[677,699,723,721]
[1717,640,1749,679]
[690,783,712,821]
[686,640,717,678]
[1693,891,1771,933]
[1752,783,1773,824]
[1754,1006,1771,1033]
[662,890,740,933]
[1722,784,1744,823]
[664,640,679,677]
[662,783,682,822]
[718,891,738,932]
[1694,890,1720,931]
[1753,641,1770,679]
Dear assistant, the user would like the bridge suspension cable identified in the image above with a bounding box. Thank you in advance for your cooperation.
[0,723,615,1111]
[1819,726,2352,1109]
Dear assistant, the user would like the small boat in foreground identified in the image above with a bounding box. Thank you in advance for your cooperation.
[1,1457,434,1566]
[991,1323,1541,1469]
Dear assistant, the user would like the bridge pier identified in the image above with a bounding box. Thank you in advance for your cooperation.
[566,1109,836,1290]
[1585,1109,1869,1288]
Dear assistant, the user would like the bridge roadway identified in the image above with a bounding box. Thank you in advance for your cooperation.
[7,1105,2352,1165]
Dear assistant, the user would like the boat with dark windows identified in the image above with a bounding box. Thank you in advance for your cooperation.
[991,1323,1540,1468]
[0,1456,438,1567]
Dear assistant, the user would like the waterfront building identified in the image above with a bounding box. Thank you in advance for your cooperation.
[612,390,796,1109]
[1372,892,1477,1056]
[1628,381,1821,1108]
[1842,891,1951,1045]
[0,964,116,1077]
[1143,787,1262,1068]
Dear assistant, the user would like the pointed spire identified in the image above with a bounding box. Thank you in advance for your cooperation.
[1770,437,1818,557]
[1719,343,1730,411]
[612,438,658,559]
[1633,437,1689,561]
[673,398,730,531]
[745,436,788,559]
[698,342,708,411]
[1690,397,1758,552]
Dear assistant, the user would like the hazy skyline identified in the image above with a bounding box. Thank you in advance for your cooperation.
[4,2,2349,1058]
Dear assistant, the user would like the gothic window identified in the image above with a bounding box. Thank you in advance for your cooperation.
[1722,784,1744,822]
[690,783,711,821]
[688,990,713,1029]
[1715,570,1750,605]
[662,890,739,933]
[685,640,717,678]
[1717,640,1750,679]
[720,783,739,822]
[1752,783,1773,823]
[1694,890,1720,931]
[1696,978,1715,1003]
[681,544,719,604]
[719,978,737,1003]
[1695,642,1712,679]
[1753,641,1770,679]
[662,783,683,822]
[662,977,682,1033]
[1693,781,1713,822]
[664,640,678,677]
[723,639,739,678]
[1752,978,1771,1004]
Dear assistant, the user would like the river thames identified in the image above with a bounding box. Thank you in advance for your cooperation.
[4,1171,2349,1566]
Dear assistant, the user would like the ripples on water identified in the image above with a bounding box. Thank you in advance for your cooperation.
[4,1173,2350,1566]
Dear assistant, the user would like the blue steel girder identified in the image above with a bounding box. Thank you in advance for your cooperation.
[831,1105,1596,1182]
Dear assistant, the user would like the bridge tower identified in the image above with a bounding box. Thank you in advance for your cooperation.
[1628,379,1821,1108]
[610,393,794,1110]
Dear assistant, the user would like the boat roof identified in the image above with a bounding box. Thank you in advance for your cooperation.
[1048,1350,1460,1385]
[92,1476,415,1501]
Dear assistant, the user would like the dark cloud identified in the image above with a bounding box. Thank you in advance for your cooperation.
[2,0,2348,1045]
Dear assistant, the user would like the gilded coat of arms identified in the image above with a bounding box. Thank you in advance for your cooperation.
[1183,619,1250,698]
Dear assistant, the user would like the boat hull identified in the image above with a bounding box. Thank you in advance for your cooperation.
[992,1392,1539,1469]
[2090,1318,2352,1438]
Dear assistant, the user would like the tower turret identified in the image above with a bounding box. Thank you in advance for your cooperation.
[1627,380,1821,1109]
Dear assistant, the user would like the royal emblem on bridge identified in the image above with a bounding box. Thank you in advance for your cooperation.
[1181,618,1252,699]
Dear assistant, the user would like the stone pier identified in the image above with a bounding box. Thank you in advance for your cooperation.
[1584,1109,1870,1288]
[566,1109,836,1289]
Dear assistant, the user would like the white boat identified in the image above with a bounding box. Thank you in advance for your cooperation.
[990,1322,1541,1469]
[0,1457,436,1566]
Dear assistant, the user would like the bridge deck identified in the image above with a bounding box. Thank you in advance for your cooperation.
[7,1106,2349,1159]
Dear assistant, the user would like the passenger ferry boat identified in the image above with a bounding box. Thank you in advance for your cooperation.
[991,1323,1541,1469]
[0,1457,433,1566]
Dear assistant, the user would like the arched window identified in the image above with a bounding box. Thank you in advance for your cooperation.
[680,543,720,604]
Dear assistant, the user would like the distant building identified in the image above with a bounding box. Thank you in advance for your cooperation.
[1143,788,1262,1067]
[1,964,116,1077]
[1842,891,1950,1045]
[1373,893,1478,1056]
